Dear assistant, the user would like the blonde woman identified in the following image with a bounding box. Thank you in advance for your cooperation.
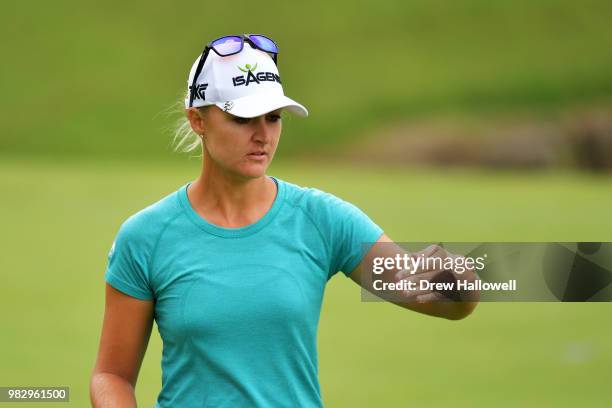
[90,34,478,408]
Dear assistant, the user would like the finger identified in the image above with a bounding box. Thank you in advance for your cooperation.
[400,286,438,301]
[407,245,450,274]
[398,280,432,299]
[448,253,470,275]
[402,289,451,303]
[415,292,450,303]
[394,268,413,281]
[398,269,442,284]
[395,267,427,280]
[402,269,461,298]
[420,244,447,259]
[408,244,439,260]
[397,270,452,299]
[415,255,449,275]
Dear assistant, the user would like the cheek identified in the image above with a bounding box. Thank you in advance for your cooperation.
[270,123,282,146]
[206,128,246,160]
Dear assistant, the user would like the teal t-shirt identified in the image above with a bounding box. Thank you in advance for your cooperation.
[104,176,384,408]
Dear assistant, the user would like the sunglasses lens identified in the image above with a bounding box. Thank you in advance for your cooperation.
[211,36,243,55]
[249,35,278,54]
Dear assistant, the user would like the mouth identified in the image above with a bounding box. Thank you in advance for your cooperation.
[246,151,268,160]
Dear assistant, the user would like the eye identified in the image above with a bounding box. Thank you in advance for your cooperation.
[233,117,251,124]
[266,114,282,123]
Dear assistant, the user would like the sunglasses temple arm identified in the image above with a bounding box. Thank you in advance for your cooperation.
[188,48,210,107]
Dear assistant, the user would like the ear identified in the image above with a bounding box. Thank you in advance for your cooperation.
[186,108,206,135]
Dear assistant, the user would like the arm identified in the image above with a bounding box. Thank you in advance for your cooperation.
[349,234,479,320]
[90,283,154,407]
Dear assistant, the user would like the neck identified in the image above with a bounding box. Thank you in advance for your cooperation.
[187,161,276,228]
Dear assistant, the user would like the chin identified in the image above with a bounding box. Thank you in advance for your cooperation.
[235,164,268,180]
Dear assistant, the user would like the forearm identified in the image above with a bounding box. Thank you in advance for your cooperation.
[90,372,137,408]
[395,299,478,320]
[394,269,480,320]
[356,239,481,320]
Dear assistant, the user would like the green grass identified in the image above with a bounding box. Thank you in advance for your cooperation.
[1,157,611,407]
[2,0,612,158]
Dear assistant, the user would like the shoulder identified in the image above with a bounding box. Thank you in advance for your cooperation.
[113,185,184,246]
[280,178,344,208]
[278,178,367,220]
[276,178,383,277]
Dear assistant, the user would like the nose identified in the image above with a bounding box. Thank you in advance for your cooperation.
[251,116,273,144]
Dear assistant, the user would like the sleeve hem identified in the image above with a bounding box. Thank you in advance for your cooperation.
[105,273,154,301]
[341,229,385,278]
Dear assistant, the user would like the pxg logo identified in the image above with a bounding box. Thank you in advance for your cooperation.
[189,83,208,101]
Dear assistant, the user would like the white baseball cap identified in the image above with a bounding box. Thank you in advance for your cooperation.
[185,42,308,118]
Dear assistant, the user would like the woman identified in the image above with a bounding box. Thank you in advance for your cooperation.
[90,34,478,408]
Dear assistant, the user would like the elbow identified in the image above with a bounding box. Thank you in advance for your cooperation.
[90,371,137,408]
[445,301,479,321]
[446,287,481,320]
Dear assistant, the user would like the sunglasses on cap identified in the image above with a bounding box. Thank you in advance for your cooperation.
[188,34,279,108]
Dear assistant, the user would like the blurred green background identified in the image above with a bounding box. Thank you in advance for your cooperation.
[1,0,612,407]
[2,0,612,158]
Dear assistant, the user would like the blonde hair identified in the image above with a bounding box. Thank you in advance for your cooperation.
[168,95,208,156]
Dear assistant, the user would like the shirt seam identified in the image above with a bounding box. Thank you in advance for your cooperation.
[284,200,333,278]
[147,206,185,292]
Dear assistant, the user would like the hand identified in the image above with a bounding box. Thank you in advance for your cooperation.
[394,244,477,303]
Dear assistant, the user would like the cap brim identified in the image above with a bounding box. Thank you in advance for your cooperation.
[214,92,308,118]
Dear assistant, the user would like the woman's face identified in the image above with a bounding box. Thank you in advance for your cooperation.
[189,106,282,180]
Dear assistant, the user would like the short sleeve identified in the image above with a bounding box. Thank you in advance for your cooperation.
[326,195,384,279]
[104,218,155,300]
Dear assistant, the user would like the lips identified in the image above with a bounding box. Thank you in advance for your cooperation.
[246,151,268,161]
